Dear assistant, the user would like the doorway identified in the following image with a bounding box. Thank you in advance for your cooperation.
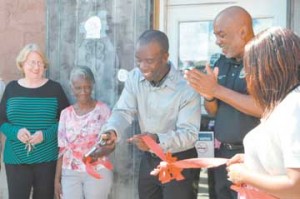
[157,0,287,114]
[158,0,287,69]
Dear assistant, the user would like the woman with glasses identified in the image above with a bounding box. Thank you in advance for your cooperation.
[0,43,69,199]
[54,66,113,199]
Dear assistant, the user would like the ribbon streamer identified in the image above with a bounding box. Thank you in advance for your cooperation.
[59,134,113,179]
[141,135,277,199]
[73,151,113,179]
[141,135,227,183]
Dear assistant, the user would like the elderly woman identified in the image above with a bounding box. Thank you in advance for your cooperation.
[54,66,113,199]
[227,27,300,198]
[0,43,69,199]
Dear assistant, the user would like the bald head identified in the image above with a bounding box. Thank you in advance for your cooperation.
[213,6,254,59]
[215,6,254,40]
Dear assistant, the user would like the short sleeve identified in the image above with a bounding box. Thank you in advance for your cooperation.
[57,108,69,148]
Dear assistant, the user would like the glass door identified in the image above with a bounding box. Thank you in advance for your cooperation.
[159,0,287,114]
[164,0,287,69]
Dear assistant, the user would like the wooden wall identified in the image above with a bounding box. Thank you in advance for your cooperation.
[47,1,152,198]
[0,0,45,83]
[1,0,298,199]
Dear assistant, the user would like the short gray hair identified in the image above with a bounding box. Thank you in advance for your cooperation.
[69,66,95,86]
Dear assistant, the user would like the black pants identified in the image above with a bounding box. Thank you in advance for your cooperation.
[209,146,244,199]
[5,161,56,199]
[207,168,217,199]
[138,148,200,199]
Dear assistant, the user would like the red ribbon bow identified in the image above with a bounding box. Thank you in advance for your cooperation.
[73,151,113,179]
[141,135,227,183]
[142,135,277,199]
[150,152,184,183]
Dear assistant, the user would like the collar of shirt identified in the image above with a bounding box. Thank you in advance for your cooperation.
[226,58,243,66]
[138,62,177,91]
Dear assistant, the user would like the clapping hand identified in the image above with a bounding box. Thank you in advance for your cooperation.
[184,63,219,98]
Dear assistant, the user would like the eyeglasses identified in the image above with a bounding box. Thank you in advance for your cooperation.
[72,85,93,93]
[25,60,45,67]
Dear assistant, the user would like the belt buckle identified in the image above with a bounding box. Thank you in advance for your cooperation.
[151,153,156,158]
[223,143,243,150]
[149,152,158,158]
[224,143,233,150]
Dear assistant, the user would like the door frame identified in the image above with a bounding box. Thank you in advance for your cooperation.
[155,0,288,68]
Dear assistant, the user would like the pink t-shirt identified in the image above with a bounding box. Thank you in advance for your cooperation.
[58,102,111,172]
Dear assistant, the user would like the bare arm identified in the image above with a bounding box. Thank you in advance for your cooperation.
[228,164,300,199]
[247,168,300,198]
[214,84,262,117]
[54,156,63,199]
[204,99,218,117]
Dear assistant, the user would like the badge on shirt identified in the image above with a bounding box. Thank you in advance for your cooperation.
[218,75,226,80]
[239,68,246,79]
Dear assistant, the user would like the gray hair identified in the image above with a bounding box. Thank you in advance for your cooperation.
[16,43,49,71]
[69,66,95,86]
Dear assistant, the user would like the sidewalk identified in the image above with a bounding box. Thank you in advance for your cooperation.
[198,169,209,199]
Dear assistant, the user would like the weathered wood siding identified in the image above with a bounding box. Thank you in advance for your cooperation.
[47,1,152,198]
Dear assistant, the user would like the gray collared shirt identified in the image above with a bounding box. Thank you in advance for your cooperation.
[102,64,201,153]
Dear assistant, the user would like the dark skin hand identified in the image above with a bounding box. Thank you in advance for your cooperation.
[87,145,116,163]
[84,131,158,163]
[184,63,219,99]
[83,131,117,163]
[127,133,158,151]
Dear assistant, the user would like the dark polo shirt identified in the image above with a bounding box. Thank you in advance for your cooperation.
[213,55,259,144]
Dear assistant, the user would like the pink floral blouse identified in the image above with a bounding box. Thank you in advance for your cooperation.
[58,102,111,172]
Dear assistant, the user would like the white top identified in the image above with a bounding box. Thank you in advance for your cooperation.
[244,86,300,175]
[58,102,111,172]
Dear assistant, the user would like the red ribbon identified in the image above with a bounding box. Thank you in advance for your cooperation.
[141,135,227,183]
[60,135,114,179]
[150,152,185,183]
[73,151,113,179]
[141,135,277,199]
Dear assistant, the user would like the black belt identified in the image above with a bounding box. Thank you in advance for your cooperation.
[147,151,160,158]
[146,147,197,159]
[221,143,244,150]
